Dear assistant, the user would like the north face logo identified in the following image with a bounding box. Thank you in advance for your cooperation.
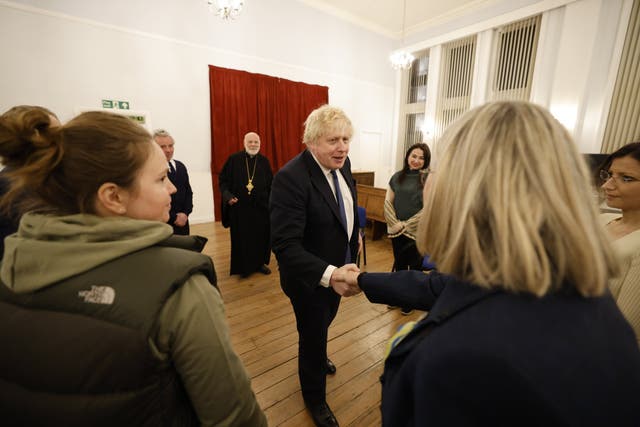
[78,286,116,305]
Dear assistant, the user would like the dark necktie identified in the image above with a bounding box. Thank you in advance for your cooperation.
[331,170,351,263]
[169,162,175,175]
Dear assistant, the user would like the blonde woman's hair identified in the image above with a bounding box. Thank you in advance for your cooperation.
[303,105,353,145]
[417,101,618,297]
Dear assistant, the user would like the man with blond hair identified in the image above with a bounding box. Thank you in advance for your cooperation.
[270,105,361,427]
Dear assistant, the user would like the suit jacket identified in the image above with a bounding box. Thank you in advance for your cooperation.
[270,150,359,298]
[168,160,193,225]
[359,270,640,427]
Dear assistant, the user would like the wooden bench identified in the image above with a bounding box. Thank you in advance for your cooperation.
[352,171,375,186]
[356,184,387,240]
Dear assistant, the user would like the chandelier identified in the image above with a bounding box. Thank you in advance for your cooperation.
[207,0,244,20]
[390,51,415,70]
[389,0,414,70]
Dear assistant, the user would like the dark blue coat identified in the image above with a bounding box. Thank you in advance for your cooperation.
[168,160,193,235]
[270,150,360,405]
[359,270,640,427]
[270,150,359,297]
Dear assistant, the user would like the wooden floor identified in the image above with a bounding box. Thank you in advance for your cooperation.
[190,221,423,426]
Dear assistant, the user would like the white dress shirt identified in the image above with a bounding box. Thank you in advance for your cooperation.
[309,152,354,287]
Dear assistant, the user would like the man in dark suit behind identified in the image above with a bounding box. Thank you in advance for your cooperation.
[154,129,193,235]
[270,105,361,427]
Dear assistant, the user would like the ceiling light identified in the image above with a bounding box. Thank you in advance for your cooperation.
[390,0,414,70]
[390,51,415,70]
[207,0,244,20]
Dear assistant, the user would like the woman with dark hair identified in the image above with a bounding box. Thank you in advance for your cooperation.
[0,109,266,426]
[384,143,430,315]
[599,141,640,345]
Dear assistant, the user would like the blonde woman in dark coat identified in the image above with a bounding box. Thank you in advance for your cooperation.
[340,101,640,427]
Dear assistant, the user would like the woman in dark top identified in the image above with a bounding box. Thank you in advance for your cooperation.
[341,101,640,426]
[384,143,430,315]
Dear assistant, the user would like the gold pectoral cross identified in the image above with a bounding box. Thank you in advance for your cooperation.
[245,155,257,195]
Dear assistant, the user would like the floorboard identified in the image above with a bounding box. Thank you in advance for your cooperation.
[191,221,423,426]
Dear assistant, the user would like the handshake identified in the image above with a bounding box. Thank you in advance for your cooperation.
[329,264,362,297]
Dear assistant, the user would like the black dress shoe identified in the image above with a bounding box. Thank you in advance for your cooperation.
[258,265,271,275]
[325,358,336,375]
[307,402,339,427]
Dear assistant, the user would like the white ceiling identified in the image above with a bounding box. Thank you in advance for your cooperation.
[296,0,499,38]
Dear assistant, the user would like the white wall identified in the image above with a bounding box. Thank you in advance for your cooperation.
[540,0,632,153]
[0,0,633,221]
[0,0,397,223]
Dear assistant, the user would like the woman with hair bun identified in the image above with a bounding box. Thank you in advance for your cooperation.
[0,110,266,426]
[341,101,640,427]
[0,105,60,258]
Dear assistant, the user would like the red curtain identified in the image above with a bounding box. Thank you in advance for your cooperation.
[209,66,328,221]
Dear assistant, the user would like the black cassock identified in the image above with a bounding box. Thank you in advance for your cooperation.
[219,151,273,276]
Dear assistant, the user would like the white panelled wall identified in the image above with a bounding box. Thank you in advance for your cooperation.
[395,0,633,164]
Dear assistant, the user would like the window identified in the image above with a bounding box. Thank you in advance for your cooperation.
[407,54,429,104]
[489,15,541,100]
[602,0,640,152]
[399,50,430,156]
[446,43,475,98]
[404,112,425,153]
[434,35,477,141]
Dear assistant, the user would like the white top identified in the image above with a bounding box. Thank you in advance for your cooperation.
[601,213,640,346]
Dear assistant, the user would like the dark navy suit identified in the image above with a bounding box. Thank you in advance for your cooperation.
[270,150,358,405]
[167,160,193,235]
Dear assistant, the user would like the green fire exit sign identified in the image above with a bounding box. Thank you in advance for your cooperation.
[102,99,130,110]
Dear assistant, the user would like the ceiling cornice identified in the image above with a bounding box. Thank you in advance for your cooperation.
[296,0,502,39]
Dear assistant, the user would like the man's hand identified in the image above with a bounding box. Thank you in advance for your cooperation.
[344,270,360,288]
[228,197,239,206]
[329,264,361,296]
[174,212,188,227]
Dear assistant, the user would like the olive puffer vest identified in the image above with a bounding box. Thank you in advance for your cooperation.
[0,236,216,427]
